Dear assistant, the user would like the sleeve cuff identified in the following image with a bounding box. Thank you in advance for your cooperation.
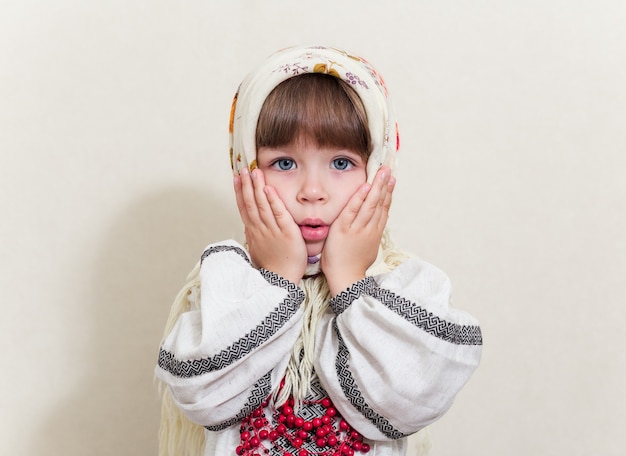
[328,276,378,315]
[259,268,304,296]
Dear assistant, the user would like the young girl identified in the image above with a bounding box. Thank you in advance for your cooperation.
[155,45,482,456]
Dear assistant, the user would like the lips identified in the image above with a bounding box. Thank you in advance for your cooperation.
[299,218,329,241]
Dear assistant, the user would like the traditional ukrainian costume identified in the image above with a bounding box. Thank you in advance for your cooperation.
[155,45,483,456]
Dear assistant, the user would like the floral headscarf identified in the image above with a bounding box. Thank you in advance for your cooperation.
[229,45,399,182]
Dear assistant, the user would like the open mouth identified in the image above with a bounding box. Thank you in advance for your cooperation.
[299,222,329,241]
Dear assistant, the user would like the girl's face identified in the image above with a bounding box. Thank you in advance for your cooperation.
[257,136,367,257]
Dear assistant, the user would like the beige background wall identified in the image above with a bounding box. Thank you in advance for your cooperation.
[2,1,624,455]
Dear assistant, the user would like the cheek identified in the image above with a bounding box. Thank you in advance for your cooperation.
[264,175,294,203]
[336,174,366,205]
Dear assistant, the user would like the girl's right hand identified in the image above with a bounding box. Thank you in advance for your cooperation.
[234,167,307,284]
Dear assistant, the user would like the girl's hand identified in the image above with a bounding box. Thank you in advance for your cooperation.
[321,166,395,296]
[234,167,307,284]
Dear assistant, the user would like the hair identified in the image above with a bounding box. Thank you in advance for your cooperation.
[256,73,372,159]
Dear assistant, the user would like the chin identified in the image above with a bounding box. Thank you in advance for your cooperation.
[306,242,324,258]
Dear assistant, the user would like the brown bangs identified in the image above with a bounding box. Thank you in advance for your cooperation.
[256,73,372,159]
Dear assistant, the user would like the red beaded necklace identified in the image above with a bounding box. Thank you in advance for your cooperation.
[237,393,371,456]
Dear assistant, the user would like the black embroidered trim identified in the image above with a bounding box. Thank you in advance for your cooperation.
[367,287,483,346]
[203,371,273,432]
[329,276,377,315]
[200,244,251,265]
[329,277,482,346]
[333,320,409,440]
[158,270,305,378]
[258,268,303,295]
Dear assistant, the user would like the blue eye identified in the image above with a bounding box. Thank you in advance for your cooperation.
[332,158,352,170]
[274,159,295,170]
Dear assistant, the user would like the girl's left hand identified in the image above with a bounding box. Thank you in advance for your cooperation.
[321,166,395,296]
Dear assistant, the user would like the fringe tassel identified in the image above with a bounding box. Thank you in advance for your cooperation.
[156,262,206,456]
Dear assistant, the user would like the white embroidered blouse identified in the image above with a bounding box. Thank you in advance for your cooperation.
[155,240,482,456]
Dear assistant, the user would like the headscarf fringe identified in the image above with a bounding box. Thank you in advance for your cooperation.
[156,262,206,456]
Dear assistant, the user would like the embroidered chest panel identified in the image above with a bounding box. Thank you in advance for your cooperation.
[237,377,371,456]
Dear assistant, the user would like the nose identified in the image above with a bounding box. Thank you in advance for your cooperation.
[297,171,328,203]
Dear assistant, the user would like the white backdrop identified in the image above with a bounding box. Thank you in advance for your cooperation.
[1,1,625,455]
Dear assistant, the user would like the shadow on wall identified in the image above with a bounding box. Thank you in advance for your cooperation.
[30,185,240,456]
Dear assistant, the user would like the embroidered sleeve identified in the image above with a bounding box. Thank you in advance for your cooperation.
[155,240,305,428]
[314,257,482,441]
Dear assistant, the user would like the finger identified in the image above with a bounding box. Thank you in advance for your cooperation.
[383,176,395,211]
[369,169,390,222]
[263,185,298,232]
[373,169,394,214]
[369,166,391,203]
[251,169,280,230]
[336,181,371,227]
[352,166,391,228]
[239,168,262,226]
[234,173,253,227]
[377,176,396,230]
